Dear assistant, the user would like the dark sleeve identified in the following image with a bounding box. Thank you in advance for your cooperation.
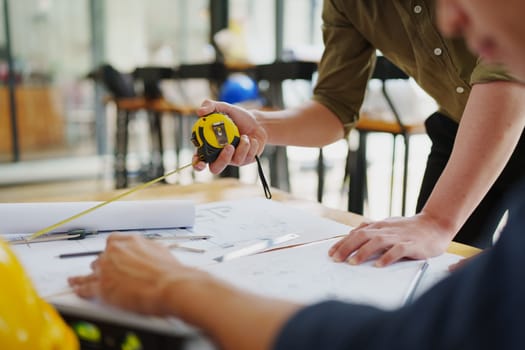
[274,182,525,350]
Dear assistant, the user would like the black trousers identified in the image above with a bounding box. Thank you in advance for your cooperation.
[416,112,525,248]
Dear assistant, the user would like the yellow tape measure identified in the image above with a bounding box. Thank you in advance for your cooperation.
[28,113,241,241]
[191,112,240,163]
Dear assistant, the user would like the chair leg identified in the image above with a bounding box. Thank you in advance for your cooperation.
[389,135,397,216]
[401,133,410,216]
[317,148,325,203]
[348,131,367,215]
[342,146,351,193]
[174,113,183,171]
[269,146,290,192]
[263,81,290,191]
[148,111,165,179]
[115,109,130,189]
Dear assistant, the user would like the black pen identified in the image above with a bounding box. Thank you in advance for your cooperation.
[57,250,102,259]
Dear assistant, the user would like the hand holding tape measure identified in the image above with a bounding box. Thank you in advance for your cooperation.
[27,113,270,241]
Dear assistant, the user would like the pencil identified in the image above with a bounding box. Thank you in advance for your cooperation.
[402,260,429,306]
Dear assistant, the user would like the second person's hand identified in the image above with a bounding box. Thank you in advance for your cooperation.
[193,99,268,174]
[328,213,454,267]
[68,233,208,317]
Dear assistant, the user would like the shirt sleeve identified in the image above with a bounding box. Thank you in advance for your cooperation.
[274,180,525,350]
[470,58,517,85]
[313,0,376,137]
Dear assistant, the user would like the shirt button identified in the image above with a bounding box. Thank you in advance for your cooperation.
[414,5,422,13]
[433,48,443,56]
[456,86,465,94]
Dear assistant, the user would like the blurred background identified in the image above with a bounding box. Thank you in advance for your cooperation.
[0,0,436,220]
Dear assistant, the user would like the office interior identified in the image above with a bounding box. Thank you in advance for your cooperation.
[0,0,437,220]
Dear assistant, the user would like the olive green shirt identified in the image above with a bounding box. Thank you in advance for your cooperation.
[313,0,512,135]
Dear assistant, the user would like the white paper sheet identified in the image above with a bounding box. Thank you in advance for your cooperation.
[4,197,463,336]
[7,198,352,298]
[0,200,195,234]
[202,238,462,310]
[174,198,352,267]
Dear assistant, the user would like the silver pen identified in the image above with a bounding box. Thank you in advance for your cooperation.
[402,260,429,306]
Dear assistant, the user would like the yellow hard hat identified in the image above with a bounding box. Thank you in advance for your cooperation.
[0,239,79,350]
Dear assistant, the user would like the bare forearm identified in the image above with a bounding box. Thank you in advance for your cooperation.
[164,272,300,350]
[422,81,525,234]
[252,100,344,147]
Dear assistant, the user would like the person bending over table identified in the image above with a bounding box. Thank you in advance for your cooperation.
[193,0,525,267]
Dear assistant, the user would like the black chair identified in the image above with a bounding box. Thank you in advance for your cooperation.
[95,64,150,188]
[95,64,194,188]
[133,66,197,173]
